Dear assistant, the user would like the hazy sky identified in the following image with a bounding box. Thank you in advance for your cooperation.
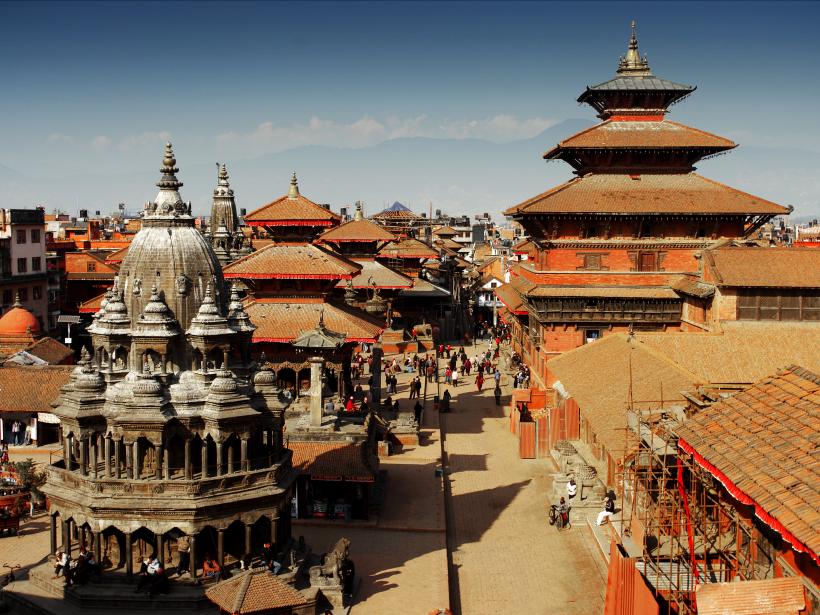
[1,1,819,213]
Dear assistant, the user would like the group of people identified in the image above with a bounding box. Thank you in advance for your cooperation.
[4,421,31,446]
[53,544,100,587]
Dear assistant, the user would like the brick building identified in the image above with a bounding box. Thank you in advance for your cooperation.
[0,208,48,328]
[500,23,789,388]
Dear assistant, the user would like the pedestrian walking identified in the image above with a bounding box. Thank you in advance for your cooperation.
[494,383,502,406]
[475,372,484,391]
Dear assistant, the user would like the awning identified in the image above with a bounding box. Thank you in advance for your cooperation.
[57,315,82,324]
[37,412,61,424]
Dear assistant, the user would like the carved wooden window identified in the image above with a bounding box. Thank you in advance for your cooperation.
[737,291,820,321]
[638,252,657,271]
[577,252,608,271]
[87,261,97,272]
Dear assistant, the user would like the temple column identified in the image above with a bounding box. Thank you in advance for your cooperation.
[132,441,140,479]
[190,534,198,579]
[160,353,167,375]
[156,533,164,566]
[240,437,248,472]
[371,342,383,404]
[163,446,170,480]
[62,518,71,555]
[201,439,209,478]
[227,442,234,474]
[63,434,71,470]
[222,348,229,369]
[155,444,163,479]
[93,531,102,565]
[216,441,223,476]
[271,510,279,550]
[50,514,57,554]
[104,435,111,478]
[309,356,324,428]
[217,528,225,569]
[79,438,88,476]
[244,523,252,555]
[125,532,133,576]
[114,438,122,479]
[90,435,98,479]
[184,438,192,479]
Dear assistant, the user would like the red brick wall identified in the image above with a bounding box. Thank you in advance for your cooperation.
[539,247,700,273]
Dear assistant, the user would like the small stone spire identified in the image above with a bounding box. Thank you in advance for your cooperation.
[288,172,300,199]
[12,291,21,308]
[217,163,230,188]
[617,20,651,75]
[353,201,364,221]
[156,142,183,191]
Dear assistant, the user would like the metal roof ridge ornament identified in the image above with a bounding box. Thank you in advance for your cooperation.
[617,20,651,76]
[288,171,300,199]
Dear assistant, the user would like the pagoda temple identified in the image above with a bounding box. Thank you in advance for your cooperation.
[40,144,296,592]
[502,23,789,387]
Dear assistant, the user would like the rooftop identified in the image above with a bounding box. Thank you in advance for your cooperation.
[289,441,377,482]
[243,174,340,227]
[245,299,383,343]
[223,243,360,280]
[705,247,820,288]
[205,569,307,613]
[377,238,438,260]
[0,365,73,413]
[336,258,414,289]
[505,173,789,217]
[677,366,820,562]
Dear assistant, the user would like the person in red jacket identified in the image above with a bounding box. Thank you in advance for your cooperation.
[475,372,484,391]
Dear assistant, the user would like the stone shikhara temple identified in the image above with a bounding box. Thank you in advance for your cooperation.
[42,144,296,580]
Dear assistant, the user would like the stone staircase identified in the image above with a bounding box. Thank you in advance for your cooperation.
[5,561,214,614]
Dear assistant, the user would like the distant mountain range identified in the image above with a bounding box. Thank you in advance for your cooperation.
[1,119,818,219]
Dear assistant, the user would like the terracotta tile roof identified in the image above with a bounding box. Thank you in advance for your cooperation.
[676,366,820,560]
[336,259,413,289]
[544,120,735,158]
[104,244,130,264]
[0,365,73,413]
[549,334,697,457]
[372,202,420,220]
[527,286,679,299]
[494,284,527,315]
[317,218,396,243]
[79,292,107,313]
[206,570,307,613]
[671,275,715,298]
[705,247,820,288]
[696,576,806,615]
[244,194,340,226]
[289,441,377,482]
[245,300,383,343]
[512,238,537,255]
[433,225,459,237]
[434,238,463,251]
[224,243,360,280]
[22,337,73,364]
[636,322,820,384]
[398,278,450,298]
[377,238,438,259]
[504,173,789,216]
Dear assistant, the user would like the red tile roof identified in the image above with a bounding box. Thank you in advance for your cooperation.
[104,244,130,264]
[289,441,376,482]
[244,194,340,227]
[377,238,438,259]
[504,173,789,216]
[705,247,820,288]
[317,218,396,243]
[224,243,360,280]
[22,337,74,364]
[676,366,820,561]
[336,259,413,289]
[205,570,307,613]
[494,284,527,315]
[246,300,383,343]
[544,120,735,157]
[0,365,73,413]
[79,292,107,313]
[696,577,806,615]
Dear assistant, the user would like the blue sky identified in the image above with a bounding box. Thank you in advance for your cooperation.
[1,1,819,215]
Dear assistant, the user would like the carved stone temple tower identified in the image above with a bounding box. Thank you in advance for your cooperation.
[41,143,296,583]
[206,162,251,266]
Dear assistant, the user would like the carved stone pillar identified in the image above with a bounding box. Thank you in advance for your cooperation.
[201,440,209,479]
[184,438,192,479]
[227,442,234,475]
[50,514,57,554]
[241,437,249,472]
[190,533,198,579]
[125,532,133,576]
[216,441,223,476]
[217,528,225,569]
[62,518,71,555]
[244,523,252,555]
[90,436,98,479]
[79,438,87,476]
[132,441,140,479]
[115,438,122,479]
[63,433,71,470]
[104,435,111,478]
[156,445,163,480]
[163,446,170,480]
[309,356,324,428]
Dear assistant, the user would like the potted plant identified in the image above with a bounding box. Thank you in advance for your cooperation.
[12,458,46,511]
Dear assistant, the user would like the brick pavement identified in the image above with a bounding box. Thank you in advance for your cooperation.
[442,341,607,614]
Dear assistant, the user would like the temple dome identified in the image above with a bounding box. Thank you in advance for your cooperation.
[118,143,226,331]
[0,295,41,337]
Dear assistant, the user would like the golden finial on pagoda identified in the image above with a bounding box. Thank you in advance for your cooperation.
[617,20,651,75]
[288,172,300,199]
